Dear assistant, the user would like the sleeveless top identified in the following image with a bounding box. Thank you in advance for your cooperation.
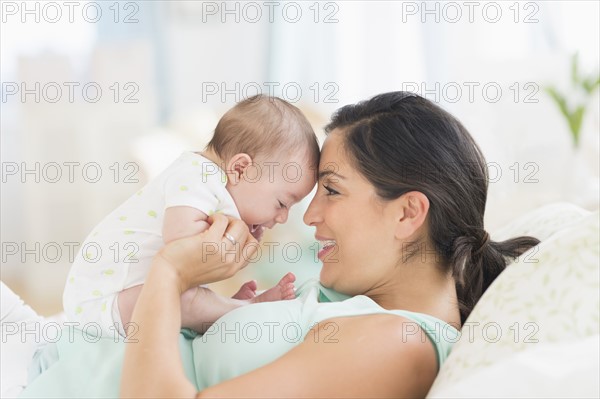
[20,280,460,397]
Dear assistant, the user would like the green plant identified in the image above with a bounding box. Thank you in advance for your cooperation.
[545,53,600,148]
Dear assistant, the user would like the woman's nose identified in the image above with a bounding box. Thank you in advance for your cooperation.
[303,196,322,226]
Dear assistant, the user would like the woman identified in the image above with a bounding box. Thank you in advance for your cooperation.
[22,92,538,398]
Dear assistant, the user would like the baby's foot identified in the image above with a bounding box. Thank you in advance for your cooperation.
[252,272,296,303]
[231,280,258,300]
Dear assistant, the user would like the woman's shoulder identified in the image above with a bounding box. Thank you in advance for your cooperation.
[321,311,437,343]
[306,313,439,397]
[298,281,460,369]
[318,311,446,346]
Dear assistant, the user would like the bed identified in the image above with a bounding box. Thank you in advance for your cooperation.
[2,202,598,398]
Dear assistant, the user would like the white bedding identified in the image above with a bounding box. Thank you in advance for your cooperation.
[428,204,600,397]
[429,335,600,398]
[3,203,599,398]
[0,282,48,398]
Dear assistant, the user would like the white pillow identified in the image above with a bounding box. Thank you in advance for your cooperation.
[430,335,599,398]
[428,207,599,398]
[0,282,44,398]
[492,202,591,243]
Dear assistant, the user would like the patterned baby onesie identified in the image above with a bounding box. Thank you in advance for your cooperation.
[63,152,240,337]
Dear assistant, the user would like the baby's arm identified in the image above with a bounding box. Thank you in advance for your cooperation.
[118,206,210,331]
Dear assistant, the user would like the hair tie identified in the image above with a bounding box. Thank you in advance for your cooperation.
[473,231,490,256]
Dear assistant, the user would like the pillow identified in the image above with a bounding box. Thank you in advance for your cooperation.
[492,202,591,243]
[1,282,44,398]
[430,334,599,398]
[428,207,599,398]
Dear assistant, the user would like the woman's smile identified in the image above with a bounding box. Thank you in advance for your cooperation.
[316,237,337,260]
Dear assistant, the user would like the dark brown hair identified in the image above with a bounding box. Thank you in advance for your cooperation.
[326,92,539,324]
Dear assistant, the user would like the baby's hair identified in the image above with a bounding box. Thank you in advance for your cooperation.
[206,95,319,166]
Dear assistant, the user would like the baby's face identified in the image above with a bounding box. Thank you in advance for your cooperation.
[227,154,316,241]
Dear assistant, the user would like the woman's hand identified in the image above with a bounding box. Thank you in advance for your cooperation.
[122,214,259,398]
[156,213,260,293]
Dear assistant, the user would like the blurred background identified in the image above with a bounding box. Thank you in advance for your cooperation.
[1,0,598,315]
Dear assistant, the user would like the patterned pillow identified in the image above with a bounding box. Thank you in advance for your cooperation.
[492,202,590,243]
[428,206,599,397]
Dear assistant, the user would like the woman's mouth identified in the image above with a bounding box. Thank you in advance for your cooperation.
[317,240,337,261]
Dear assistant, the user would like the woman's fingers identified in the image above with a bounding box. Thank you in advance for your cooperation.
[224,217,260,270]
[205,213,229,240]
[241,231,259,268]
[223,217,261,273]
[206,214,256,270]
[156,214,262,290]
[223,218,249,245]
[207,214,247,248]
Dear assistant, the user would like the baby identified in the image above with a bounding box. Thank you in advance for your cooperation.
[63,95,319,337]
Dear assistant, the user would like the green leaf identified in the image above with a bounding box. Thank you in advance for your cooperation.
[582,76,600,95]
[571,53,580,86]
[545,53,598,148]
[545,87,568,114]
[568,106,585,147]
[544,87,585,147]
[545,87,570,120]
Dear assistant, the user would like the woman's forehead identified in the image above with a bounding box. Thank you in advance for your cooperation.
[320,132,344,161]
[319,132,352,179]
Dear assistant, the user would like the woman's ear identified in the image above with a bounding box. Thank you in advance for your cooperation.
[226,153,253,185]
[395,191,430,240]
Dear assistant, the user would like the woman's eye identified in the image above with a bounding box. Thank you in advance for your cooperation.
[323,184,339,196]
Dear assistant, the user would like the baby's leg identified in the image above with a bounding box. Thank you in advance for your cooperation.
[180,286,245,333]
[181,273,296,333]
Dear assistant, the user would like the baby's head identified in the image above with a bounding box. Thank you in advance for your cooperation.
[205,95,319,240]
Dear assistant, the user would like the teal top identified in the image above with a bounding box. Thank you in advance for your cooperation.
[20,280,459,397]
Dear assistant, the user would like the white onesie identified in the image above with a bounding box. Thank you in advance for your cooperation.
[63,152,240,337]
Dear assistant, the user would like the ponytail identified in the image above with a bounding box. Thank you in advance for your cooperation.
[451,233,540,324]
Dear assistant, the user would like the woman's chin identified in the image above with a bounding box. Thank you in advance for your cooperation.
[318,270,336,289]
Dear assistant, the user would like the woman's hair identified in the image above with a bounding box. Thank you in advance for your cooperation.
[206,94,319,166]
[325,92,539,324]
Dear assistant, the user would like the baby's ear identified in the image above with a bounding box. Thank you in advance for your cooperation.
[226,153,253,185]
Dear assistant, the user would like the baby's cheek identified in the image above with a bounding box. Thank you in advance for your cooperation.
[242,205,268,224]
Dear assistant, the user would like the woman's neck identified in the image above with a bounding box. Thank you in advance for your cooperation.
[367,261,461,327]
